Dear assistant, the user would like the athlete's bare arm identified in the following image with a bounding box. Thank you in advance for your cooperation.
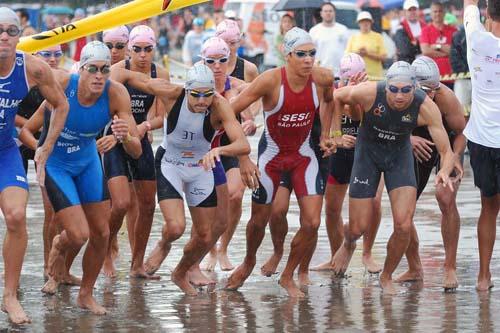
[418,97,461,189]
[26,57,70,185]
[332,81,376,147]
[230,69,280,114]
[312,67,335,151]
[19,102,46,151]
[435,85,467,155]
[108,81,142,159]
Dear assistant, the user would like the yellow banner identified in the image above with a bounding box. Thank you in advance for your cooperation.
[17,0,209,53]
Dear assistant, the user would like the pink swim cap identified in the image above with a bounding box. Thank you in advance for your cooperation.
[339,53,366,80]
[201,37,230,58]
[129,25,156,48]
[103,26,129,43]
[215,19,241,42]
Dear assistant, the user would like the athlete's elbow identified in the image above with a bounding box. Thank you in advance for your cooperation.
[128,142,143,159]
[239,141,251,156]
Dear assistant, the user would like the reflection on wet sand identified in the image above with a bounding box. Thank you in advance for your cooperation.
[0,129,497,331]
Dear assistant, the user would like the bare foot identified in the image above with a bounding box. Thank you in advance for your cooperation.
[261,253,282,277]
[394,270,424,283]
[200,252,217,272]
[476,274,493,292]
[41,276,59,295]
[77,294,107,315]
[218,252,235,271]
[310,260,334,271]
[380,273,398,295]
[130,266,161,280]
[362,254,383,274]
[172,270,198,296]
[279,276,305,298]
[61,273,81,286]
[144,243,170,275]
[188,266,216,286]
[1,296,31,324]
[443,269,458,291]
[331,243,356,276]
[298,272,312,287]
[102,255,116,278]
[225,263,254,290]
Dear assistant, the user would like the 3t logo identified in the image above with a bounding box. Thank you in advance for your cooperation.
[182,131,195,140]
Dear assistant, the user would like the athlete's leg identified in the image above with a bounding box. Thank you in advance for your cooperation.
[73,201,110,315]
[172,206,216,295]
[145,199,186,275]
[42,187,55,279]
[362,178,384,273]
[125,183,139,252]
[476,194,500,291]
[261,186,291,276]
[311,183,348,271]
[103,176,131,278]
[331,197,373,275]
[130,180,157,279]
[436,180,461,289]
[226,202,273,290]
[278,195,322,297]
[0,187,30,324]
[380,186,417,295]
[217,168,246,271]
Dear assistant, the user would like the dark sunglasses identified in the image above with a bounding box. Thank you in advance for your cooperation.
[204,57,228,65]
[293,49,317,58]
[388,85,413,94]
[189,89,215,98]
[132,45,154,53]
[38,50,63,58]
[105,42,126,50]
[0,26,20,37]
[84,64,111,74]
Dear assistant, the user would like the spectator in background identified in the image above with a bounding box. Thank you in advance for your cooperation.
[72,8,88,61]
[420,2,457,89]
[157,16,170,56]
[275,14,296,66]
[450,25,471,118]
[309,3,348,76]
[394,0,426,64]
[346,11,387,78]
[182,17,205,66]
[15,8,36,36]
[214,8,225,26]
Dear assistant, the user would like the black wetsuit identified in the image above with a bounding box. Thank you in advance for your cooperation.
[103,61,157,181]
[349,81,426,198]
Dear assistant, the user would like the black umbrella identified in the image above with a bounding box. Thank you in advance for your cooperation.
[272,0,326,11]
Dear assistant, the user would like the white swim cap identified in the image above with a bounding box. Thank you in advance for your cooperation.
[339,53,366,80]
[80,41,111,68]
[0,7,21,30]
[103,26,129,43]
[412,56,440,89]
[386,61,416,86]
[283,27,313,55]
[185,63,215,90]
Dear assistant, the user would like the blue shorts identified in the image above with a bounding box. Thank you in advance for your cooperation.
[0,144,29,193]
[45,153,109,212]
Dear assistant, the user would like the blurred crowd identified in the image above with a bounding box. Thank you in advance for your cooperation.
[15,0,477,111]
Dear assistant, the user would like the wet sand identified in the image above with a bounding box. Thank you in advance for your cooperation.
[0,130,498,332]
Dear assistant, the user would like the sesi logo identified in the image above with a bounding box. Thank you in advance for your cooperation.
[280,112,311,122]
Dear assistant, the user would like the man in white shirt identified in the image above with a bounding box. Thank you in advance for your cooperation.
[309,3,348,76]
[463,0,500,292]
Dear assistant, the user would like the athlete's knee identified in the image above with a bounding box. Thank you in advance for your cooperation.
[162,220,185,241]
[67,228,89,248]
[269,208,287,227]
[111,196,131,216]
[3,205,27,234]
[436,189,456,212]
[229,187,244,205]
[299,216,321,235]
[480,195,500,214]
[137,194,156,215]
[325,200,342,223]
[91,222,110,243]
[194,228,212,249]
[393,218,412,235]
